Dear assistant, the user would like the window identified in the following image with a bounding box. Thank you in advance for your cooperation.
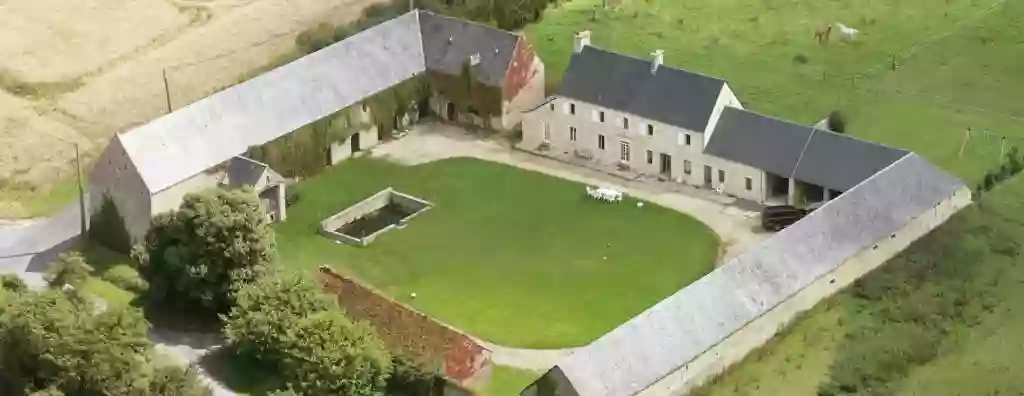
[685,134,692,146]
[718,169,726,183]
[570,126,577,142]
[620,141,631,162]
[543,122,551,140]
[549,103,555,112]
[598,134,605,150]
[647,124,655,136]
[599,111,605,123]
[570,103,576,115]
[623,117,630,129]
[745,177,752,191]
[684,160,692,175]
[646,150,653,164]
[361,103,368,113]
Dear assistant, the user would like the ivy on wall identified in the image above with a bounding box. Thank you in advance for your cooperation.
[246,107,365,178]
[427,62,503,122]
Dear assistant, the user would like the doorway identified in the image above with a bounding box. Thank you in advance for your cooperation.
[659,153,672,176]
[351,132,361,154]
[446,102,457,121]
[703,165,713,186]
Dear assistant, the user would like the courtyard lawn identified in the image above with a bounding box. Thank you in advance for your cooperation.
[276,157,719,348]
[528,0,1024,182]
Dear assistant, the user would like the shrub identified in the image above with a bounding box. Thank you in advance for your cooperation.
[45,252,94,289]
[827,110,847,133]
[792,53,809,64]
[100,265,148,294]
[0,274,27,293]
[89,195,133,254]
[285,188,301,207]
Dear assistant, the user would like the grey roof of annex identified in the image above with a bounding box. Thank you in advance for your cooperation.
[706,107,909,192]
[530,153,966,396]
[556,46,727,133]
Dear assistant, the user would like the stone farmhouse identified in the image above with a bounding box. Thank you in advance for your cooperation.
[520,34,971,396]
[88,10,544,246]
[520,32,907,207]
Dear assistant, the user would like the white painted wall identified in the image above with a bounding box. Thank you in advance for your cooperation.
[637,186,973,396]
[520,94,765,203]
[330,128,381,164]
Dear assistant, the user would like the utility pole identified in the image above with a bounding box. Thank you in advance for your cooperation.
[75,144,88,243]
[162,68,172,113]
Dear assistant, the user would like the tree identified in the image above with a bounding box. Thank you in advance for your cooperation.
[0,274,27,293]
[0,289,210,395]
[45,252,94,289]
[134,188,275,315]
[223,273,392,396]
[827,110,847,134]
[147,365,214,396]
[89,195,133,253]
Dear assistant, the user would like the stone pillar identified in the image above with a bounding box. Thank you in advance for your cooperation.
[788,178,798,206]
[277,184,287,222]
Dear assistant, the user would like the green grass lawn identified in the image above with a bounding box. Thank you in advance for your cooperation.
[276,157,719,348]
[528,0,1024,182]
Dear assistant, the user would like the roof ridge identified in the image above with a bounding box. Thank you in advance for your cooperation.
[416,9,522,38]
[579,45,726,83]
[789,128,817,180]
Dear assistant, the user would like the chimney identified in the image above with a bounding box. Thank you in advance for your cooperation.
[574,30,592,54]
[651,50,664,74]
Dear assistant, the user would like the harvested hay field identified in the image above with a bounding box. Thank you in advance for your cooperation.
[0,0,385,218]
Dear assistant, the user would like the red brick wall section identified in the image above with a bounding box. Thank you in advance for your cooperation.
[316,266,493,387]
[504,37,538,101]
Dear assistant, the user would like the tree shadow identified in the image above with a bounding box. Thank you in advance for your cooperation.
[198,347,284,395]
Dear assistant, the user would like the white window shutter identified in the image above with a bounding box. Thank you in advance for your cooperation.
[677,132,685,145]
[592,109,599,122]
[638,123,646,136]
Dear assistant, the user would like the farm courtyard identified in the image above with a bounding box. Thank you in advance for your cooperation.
[275,156,720,349]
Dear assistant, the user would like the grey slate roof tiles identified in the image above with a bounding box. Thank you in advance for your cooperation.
[704,107,813,178]
[540,153,966,396]
[223,156,269,188]
[706,107,909,192]
[556,46,726,133]
[418,10,519,87]
[115,10,525,194]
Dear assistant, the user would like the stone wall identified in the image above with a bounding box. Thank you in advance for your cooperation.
[317,267,492,388]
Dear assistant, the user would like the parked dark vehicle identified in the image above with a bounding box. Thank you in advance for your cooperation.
[761,205,810,232]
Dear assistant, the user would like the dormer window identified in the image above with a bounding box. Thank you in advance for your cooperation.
[647,124,655,136]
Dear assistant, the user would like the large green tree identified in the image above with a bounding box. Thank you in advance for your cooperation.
[0,289,210,395]
[223,273,392,396]
[134,188,276,315]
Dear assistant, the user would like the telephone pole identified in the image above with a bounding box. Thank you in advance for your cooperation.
[75,144,88,243]
[162,68,173,113]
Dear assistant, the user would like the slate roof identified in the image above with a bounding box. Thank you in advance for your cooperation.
[418,10,519,87]
[704,107,813,177]
[221,156,282,189]
[118,11,426,193]
[706,108,909,192]
[534,153,966,396]
[556,46,726,132]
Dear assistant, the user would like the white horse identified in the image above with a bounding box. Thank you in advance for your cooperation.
[834,22,859,41]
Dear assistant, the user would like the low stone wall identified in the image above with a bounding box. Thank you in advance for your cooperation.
[317,267,492,388]
[319,188,432,246]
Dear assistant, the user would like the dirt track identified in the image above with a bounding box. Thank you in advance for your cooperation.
[0,0,384,218]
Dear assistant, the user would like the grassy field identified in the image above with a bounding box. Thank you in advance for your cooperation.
[276,157,719,348]
[690,174,1024,395]
[528,0,1024,182]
